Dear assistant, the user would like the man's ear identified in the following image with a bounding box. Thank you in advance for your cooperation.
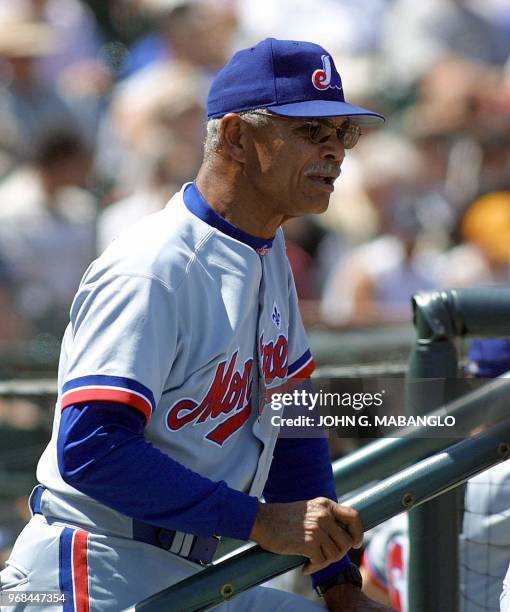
[219,114,249,163]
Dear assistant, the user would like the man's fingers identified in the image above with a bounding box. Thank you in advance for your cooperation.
[318,535,344,564]
[302,530,347,576]
[250,498,365,568]
[302,544,328,575]
[326,526,353,558]
[302,558,328,575]
[330,503,363,549]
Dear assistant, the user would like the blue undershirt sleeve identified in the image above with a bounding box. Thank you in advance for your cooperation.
[263,435,351,588]
[57,401,258,540]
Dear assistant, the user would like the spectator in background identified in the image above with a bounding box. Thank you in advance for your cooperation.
[27,0,104,85]
[320,132,441,327]
[119,0,237,78]
[97,66,205,251]
[282,216,341,327]
[32,0,109,136]
[0,7,79,161]
[441,192,510,287]
[318,43,510,330]
[0,0,108,133]
[284,217,332,301]
[381,0,510,97]
[476,124,510,195]
[0,128,96,338]
[96,1,235,190]
[0,257,28,346]
[237,0,389,56]
[0,0,102,78]
[401,57,510,204]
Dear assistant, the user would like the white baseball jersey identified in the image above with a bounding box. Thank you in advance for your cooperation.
[362,460,510,612]
[35,181,315,531]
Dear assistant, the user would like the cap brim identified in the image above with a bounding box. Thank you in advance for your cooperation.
[266,100,385,126]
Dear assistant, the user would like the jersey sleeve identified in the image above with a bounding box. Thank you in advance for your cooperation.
[58,402,259,540]
[61,273,178,423]
[286,260,315,380]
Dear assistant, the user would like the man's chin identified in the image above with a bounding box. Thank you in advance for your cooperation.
[311,195,331,214]
[285,193,331,218]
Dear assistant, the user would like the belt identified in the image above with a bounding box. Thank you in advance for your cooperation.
[29,485,220,566]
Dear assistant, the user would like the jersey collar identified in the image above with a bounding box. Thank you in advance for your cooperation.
[183,182,274,255]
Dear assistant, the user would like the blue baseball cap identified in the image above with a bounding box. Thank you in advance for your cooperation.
[207,38,385,126]
[468,339,510,377]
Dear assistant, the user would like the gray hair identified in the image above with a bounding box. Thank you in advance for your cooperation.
[203,108,272,161]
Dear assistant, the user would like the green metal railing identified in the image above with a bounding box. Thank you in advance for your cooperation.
[134,418,510,611]
[132,286,510,611]
[217,374,510,559]
[407,291,459,612]
[334,375,510,497]
[407,287,510,611]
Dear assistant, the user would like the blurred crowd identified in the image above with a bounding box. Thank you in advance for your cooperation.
[1,0,510,346]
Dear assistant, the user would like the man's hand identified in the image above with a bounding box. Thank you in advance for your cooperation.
[249,497,363,574]
[324,584,396,611]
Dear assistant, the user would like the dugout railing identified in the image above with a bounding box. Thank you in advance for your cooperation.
[133,414,510,611]
[132,286,510,611]
[407,287,510,610]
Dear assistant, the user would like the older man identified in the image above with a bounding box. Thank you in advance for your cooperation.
[0,39,389,611]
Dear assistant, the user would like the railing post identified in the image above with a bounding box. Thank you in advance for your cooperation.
[407,291,461,612]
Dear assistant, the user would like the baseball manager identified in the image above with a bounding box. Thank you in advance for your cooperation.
[0,38,391,611]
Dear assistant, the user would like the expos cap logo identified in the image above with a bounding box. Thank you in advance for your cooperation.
[311,54,342,91]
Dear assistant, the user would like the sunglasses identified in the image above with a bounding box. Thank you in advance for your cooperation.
[245,111,362,149]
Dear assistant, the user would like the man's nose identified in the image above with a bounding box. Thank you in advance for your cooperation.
[319,137,345,163]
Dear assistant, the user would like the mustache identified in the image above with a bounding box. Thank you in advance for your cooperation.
[304,162,341,178]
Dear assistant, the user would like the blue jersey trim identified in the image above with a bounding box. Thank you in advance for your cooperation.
[263,435,350,587]
[59,528,74,612]
[62,375,156,411]
[183,182,274,253]
[288,349,313,376]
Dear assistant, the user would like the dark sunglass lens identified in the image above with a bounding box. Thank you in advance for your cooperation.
[340,123,361,149]
[308,122,330,144]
